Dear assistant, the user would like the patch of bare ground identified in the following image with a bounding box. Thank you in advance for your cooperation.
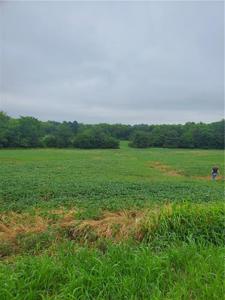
[149,161,183,177]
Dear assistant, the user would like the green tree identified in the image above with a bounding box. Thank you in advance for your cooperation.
[163,130,180,148]
[16,117,42,147]
[41,134,58,148]
[73,129,119,149]
[0,112,10,147]
[129,131,152,148]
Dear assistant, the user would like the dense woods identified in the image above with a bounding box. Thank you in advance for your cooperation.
[0,112,224,149]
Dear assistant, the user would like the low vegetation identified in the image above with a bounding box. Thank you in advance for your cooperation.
[0,243,224,300]
[0,143,224,299]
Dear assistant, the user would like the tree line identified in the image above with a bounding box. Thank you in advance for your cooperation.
[0,112,224,149]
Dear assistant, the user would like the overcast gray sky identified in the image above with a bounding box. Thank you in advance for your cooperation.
[0,1,224,124]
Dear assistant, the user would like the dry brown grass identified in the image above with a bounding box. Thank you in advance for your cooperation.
[0,212,47,241]
[0,208,146,242]
[149,161,224,181]
[60,205,176,242]
[0,208,78,241]
[3,203,196,243]
[74,210,144,241]
[149,161,183,177]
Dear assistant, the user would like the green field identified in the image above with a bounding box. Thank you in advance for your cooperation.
[0,142,224,299]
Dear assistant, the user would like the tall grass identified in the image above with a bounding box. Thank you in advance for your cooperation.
[0,242,224,300]
[140,202,224,245]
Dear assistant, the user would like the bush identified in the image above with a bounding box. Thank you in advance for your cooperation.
[72,130,119,149]
[41,134,58,147]
[129,131,152,148]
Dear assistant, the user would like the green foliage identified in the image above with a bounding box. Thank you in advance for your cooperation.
[0,243,224,299]
[0,112,10,147]
[129,131,152,148]
[13,116,42,148]
[73,129,119,149]
[0,112,224,149]
[163,129,180,148]
[0,241,14,258]
[41,134,58,147]
[141,202,225,245]
[129,121,225,149]
[16,231,56,254]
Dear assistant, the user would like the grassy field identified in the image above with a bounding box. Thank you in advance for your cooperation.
[0,142,224,299]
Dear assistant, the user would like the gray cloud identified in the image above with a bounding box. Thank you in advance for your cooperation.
[0,1,224,124]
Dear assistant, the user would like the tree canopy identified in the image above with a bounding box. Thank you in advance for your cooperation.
[0,112,224,149]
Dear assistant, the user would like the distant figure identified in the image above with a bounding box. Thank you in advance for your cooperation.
[211,166,219,180]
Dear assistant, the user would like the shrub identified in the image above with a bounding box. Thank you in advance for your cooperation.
[41,134,58,147]
[72,130,119,149]
[129,131,152,148]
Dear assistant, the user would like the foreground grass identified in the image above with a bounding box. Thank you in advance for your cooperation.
[0,202,224,299]
[0,243,224,300]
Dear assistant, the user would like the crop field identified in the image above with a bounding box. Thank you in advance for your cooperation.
[0,142,224,299]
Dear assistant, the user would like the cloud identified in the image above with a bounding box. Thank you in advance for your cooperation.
[0,1,224,124]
